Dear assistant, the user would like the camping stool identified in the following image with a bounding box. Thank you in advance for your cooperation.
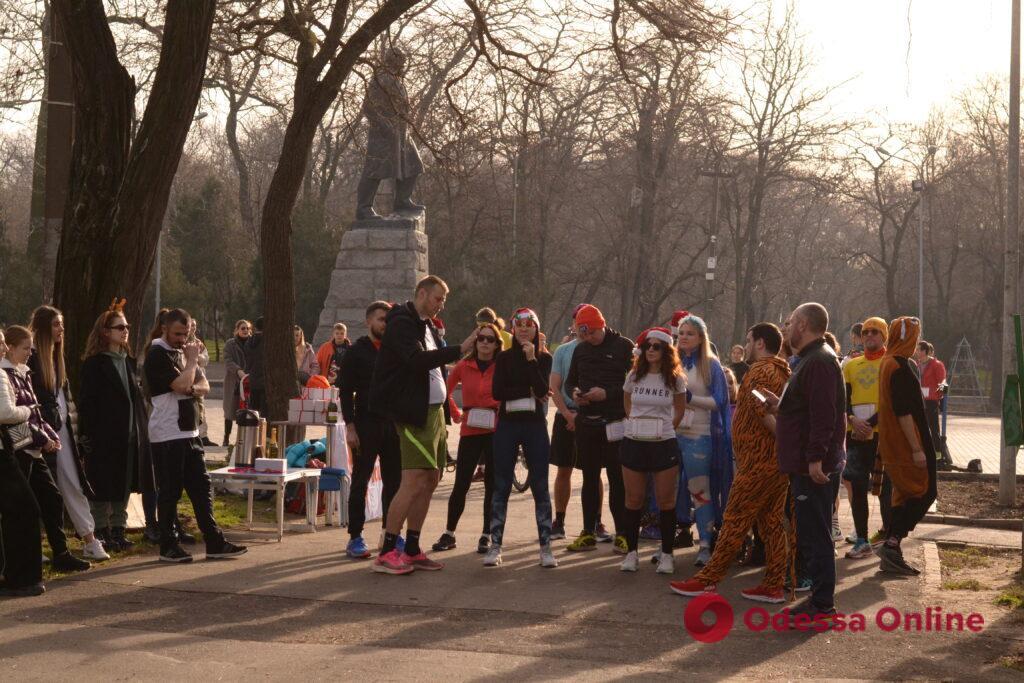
[320,467,350,527]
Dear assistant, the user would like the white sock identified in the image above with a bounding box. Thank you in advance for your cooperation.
[445,529,455,537]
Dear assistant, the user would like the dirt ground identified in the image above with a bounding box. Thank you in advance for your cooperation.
[938,543,1024,673]
[937,480,1024,519]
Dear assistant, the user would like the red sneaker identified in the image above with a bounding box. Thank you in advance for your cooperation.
[669,577,717,597]
[372,549,414,575]
[401,552,444,571]
[740,584,785,604]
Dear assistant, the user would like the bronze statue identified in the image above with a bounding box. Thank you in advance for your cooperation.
[355,46,424,220]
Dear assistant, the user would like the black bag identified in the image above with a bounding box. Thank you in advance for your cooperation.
[2,421,32,451]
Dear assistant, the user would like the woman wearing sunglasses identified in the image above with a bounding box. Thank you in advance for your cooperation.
[619,328,686,573]
[432,322,502,555]
[78,303,155,552]
[487,308,556,568]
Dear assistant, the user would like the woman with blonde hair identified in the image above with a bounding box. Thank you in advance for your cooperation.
[294,325,320,385]
[28,305,108,560]
[78,301,155,551]
[3,325,92,572]
[674,314,733,567]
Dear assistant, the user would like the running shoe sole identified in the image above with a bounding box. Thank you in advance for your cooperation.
[347,550,371,559]
[741,590,785,604]
[669,585,716,598]
[408,560,444,571]
[159,554,193,563]
[373,562,414,575]
[207,548,248,559]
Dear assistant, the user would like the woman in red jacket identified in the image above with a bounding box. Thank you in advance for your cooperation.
[432,322,502,555]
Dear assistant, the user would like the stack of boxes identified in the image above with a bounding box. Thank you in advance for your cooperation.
[287,386,340,424]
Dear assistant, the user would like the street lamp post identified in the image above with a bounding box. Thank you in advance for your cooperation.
[697,166,733,332]
[911,178,925,330]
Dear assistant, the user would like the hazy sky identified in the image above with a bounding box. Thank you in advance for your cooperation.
[776,0,1010,122]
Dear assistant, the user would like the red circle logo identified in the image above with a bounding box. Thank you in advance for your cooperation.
[684,593,734,643]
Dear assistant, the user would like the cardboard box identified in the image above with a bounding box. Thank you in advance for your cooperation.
[287,408,301,423]
[300,410,316,424]
[254,458,286,473]
[288,398,304,412]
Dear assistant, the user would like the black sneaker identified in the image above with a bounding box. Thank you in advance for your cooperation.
[143,525,161,544]
[206,539,248,559]
[550,521,566,540]
[673,528,694,549]
[0,582,45,598]
[112,527,135,551]
[477,535,490,554]
[432,533,457,552]
[784,598,837,631]
[160,545,194,563]
[51,552,91,572]
[177,530,197,545]
[876,543,920,575]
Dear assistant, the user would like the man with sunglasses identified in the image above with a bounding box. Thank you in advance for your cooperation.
[841,317,891,559]
[564,305,635,553]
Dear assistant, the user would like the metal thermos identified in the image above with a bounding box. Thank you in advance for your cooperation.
[234,409,261,468]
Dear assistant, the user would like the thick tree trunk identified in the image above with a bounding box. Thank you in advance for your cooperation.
[52,0,215,388]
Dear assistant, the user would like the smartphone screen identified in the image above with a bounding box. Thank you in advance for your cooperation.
[751,389,767,403]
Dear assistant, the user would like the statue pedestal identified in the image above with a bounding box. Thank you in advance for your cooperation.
[314,211,428,345]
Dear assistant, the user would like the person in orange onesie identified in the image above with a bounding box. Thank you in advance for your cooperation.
[669,322,792,603]
[875,316,937,575]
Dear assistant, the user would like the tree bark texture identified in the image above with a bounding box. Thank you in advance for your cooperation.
[52,0,215,388]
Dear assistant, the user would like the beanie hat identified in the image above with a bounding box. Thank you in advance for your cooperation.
[861,316,888,342]
[574,305,605,333]
[572,303,590,320]
[634,327,674,356]
[511,307,540,328]
[670,310,690,336]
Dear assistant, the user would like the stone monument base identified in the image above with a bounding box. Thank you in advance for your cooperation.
[314,211,428,345]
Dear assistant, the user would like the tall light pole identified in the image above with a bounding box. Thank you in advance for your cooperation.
[697,165,733,333]
[1000,0,1020,508]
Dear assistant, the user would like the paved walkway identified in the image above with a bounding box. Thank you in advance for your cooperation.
[5,405,1024,680]
[946,415,1024,474]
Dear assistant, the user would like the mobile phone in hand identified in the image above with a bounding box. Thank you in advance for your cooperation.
[751,389,767,404]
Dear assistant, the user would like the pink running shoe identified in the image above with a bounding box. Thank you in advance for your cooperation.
[373,549,414,575]
[401,552,444,571]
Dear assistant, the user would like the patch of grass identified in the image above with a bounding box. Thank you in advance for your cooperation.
[938,545,993,571]
[943,578,988,591]
[1000,654,1024,672]
[996,583,1024,611]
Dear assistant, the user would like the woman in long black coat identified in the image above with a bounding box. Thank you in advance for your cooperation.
[77,306,155,551]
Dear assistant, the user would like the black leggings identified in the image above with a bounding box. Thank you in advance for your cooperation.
[1,450,42,588]
[445,433,494,534]
[576,421,625,534]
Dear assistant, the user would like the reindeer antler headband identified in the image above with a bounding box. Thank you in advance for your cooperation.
[108,298,127,314]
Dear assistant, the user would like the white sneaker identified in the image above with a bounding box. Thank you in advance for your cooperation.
[82,539,110,561]
[483,546,502,567]
[656,552,675,575]
[650,549,662,565]
[620,550,639,572]
[539,544,558,568]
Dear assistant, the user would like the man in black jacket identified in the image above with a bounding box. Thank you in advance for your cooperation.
[339,301,401,560]
[369,276,476,574]
[563,304,635,553]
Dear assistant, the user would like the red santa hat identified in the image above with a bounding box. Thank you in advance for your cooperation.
[633,327,674,356]
[670,310,690,336]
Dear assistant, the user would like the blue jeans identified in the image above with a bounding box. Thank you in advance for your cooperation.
[791,472,837,610]
[490,420,552,547]
[677,434,715,546]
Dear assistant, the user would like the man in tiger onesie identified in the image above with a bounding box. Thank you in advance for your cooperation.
[669,322,792,603]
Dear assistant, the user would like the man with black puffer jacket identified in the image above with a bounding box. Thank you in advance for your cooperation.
[339,301,403,560]
[369,276,476,575]
[564,304,635,554]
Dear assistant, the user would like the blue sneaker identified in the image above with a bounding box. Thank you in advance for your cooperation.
[396,534,405,554]
[346,537,370,559]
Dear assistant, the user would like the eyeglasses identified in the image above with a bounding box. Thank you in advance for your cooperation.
[477,335,498,343]
[513,319,536,328]
[107,324,131,331]
[642,342,665,352]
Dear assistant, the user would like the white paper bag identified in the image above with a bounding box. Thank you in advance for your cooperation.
[466,408,497,430]
[506,397,535,413]
[605,420,625,442]
[922,387,931,399]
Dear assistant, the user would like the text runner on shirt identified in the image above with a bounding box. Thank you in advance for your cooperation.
[144,308,246,564]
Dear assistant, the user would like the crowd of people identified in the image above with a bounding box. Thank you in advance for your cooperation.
[0,274,948,629]
[0,302,246,598]
[334,276,945,628]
